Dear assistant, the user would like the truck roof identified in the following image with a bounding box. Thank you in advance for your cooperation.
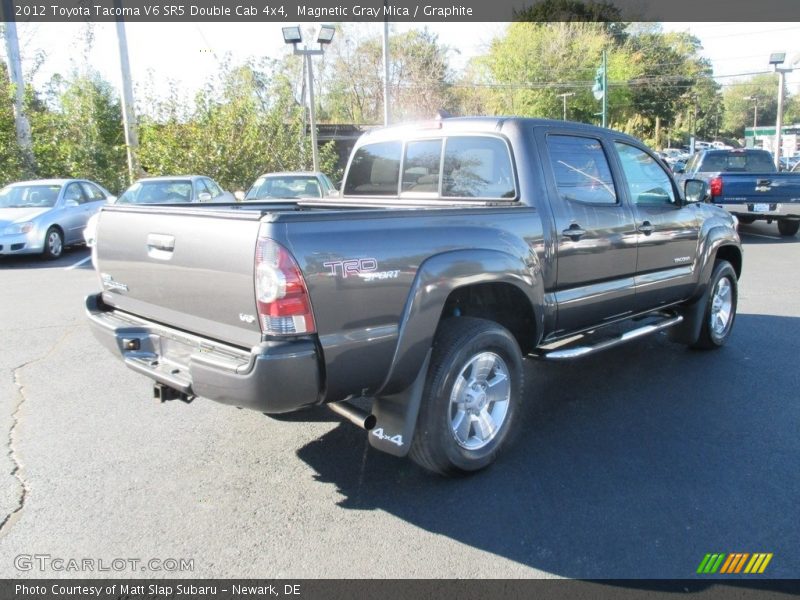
[359,116,640,144]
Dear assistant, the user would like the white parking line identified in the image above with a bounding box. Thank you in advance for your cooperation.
[66,256,92,270]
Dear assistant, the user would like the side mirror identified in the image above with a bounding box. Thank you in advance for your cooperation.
[684,179,708,204]
[234,190,245,202]
[197,192,212,202]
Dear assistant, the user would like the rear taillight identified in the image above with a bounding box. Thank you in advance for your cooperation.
[709,177,723,197]
[255,234,315,335]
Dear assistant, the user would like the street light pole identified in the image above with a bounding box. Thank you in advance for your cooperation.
[304,52,320,171]
[557,92,574,121]
[768,52,797,170]
[283,25,335,172]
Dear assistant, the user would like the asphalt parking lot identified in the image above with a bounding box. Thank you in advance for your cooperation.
[0,223,798,580]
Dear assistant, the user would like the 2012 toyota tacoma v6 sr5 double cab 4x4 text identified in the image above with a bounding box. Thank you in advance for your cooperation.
[86,117,742,475]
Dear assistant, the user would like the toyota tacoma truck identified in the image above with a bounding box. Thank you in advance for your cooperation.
[86,118,742,475]
[678,148,800,236]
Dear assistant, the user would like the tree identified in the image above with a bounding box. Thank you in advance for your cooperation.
[476,22,620,122]
[320,26,454,124]
[0,60,24,185]
[621,30,718,146]
[137,58,339,192]
[30,71,127,192]
[721,74,780,139]
[514,0,628,40]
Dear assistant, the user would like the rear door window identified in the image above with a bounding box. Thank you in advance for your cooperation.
[344,142,402,196]
[546,135,617,205]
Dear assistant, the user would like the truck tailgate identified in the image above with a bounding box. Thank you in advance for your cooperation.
[94,205,266,348]
[716,173,800,204]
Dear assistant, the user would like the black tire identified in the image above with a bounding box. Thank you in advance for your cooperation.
[777,220,799,237]
[691,260,737,350]
[409,317,524,476]
[42,226,64,260]
[737,215,755,225]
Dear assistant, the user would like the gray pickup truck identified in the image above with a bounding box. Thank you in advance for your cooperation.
[86,117,742,475]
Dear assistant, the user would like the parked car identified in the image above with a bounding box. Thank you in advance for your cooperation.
[0,178,113,259]
[243,172,338,201]
[87,117,742,476]
[83,175,234,247]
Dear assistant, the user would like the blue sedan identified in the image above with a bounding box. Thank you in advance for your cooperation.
[0,178,114,259]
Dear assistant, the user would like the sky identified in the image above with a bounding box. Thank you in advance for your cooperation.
[4,21,800,108]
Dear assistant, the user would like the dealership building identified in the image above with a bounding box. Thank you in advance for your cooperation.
[744,124,800,157]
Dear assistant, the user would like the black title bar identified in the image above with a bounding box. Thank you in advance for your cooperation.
[2,0,800,22]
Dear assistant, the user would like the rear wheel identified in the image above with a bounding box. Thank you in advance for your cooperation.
[43,227,63,260]
[777,220,799,237]
[409,317,523,476]
[691,260,737,350]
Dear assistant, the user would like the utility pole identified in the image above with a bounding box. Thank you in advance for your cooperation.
[557,92,574,121]
[774,69,786,169]
[1,1,36,173]
[601,50,608,128]
[382,5,390,126]
[114,4,140,184]
[743,95,759,129]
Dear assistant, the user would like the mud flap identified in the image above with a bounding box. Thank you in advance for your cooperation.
[667,286,709,346]
[368,351,431,457]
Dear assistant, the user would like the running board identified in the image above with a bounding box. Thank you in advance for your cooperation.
[532,314,684,361]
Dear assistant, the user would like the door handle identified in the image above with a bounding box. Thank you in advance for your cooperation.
[639,221,655,235]
[562,224,586,241]
[146,233,175,260]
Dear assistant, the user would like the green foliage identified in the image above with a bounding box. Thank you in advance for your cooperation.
[28,71,127,192]
[319,26,453,124]
[467,22,726,148]
[137,58,328,192]
[721,73,780,138]
[0,63,24,185]
[513,0,628,40]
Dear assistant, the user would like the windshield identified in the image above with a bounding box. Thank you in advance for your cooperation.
[244,176,322,200]
[117,180,193,204]
[0,184,62,208]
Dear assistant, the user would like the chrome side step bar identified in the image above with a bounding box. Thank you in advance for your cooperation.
[533,314,684,361]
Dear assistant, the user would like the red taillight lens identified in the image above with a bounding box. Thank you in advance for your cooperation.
[709,177,723,197]
[255,234,316,335]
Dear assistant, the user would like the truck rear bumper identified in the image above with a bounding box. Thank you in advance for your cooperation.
[85,293,322,413]
[713,202,800,219]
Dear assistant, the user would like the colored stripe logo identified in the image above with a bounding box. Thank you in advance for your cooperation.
[697,553,773,574]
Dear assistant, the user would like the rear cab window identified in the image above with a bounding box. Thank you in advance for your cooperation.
[344,135,516,200]
[699,151,776,173]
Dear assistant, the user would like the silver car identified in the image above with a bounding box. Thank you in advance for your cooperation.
[84,175,235,248]
[243,172,339,201]
[0,178,114,259]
